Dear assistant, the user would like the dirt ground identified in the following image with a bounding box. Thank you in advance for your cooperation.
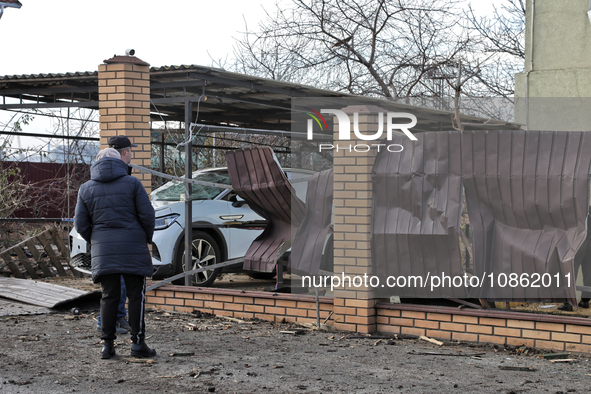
[2,306,591,393]
[2,276,591,393]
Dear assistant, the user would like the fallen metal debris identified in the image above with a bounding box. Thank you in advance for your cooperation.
[0,277,100,310]
[345,335,395,340]
[280,330,306,336]
[408,351,486,357]
[395,334,420,340]
[498,366,536,372]
[541,352,570,360]
[0,297,52,316]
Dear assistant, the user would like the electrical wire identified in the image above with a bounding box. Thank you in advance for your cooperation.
[177,94,205,148]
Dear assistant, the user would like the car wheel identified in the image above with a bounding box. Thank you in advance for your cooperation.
[174,231,221,286]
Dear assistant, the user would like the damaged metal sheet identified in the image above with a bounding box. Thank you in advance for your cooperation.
[371,131,466,298]
[463,130,591,302]
[371,130,591,302]
[225,147,306,272]
[290,169,334,275]
[0,298,53,316]
[0,277,101,310]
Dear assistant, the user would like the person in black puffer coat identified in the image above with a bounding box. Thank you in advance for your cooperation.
[74,143,156,359]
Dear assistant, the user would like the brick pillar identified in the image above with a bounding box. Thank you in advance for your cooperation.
[332,108,379,334]
[98,55,151,192]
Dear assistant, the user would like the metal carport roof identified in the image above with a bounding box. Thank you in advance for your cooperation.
[0,62,520,135]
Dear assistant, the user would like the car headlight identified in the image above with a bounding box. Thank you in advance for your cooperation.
[155,214,180,230]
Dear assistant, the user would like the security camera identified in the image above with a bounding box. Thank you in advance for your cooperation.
[125,49,135,56]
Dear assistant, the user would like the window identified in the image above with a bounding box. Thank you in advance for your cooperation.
[151,169,232,201]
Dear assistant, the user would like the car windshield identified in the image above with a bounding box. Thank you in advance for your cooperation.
[151,169,231,201]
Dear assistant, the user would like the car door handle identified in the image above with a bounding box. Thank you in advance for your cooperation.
[220,215,244,220]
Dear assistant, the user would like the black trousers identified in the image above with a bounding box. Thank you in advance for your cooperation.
[99,273,146,344]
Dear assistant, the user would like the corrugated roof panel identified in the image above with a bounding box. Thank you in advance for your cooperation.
[290,169,333,275]
[464,130,591,303]
[371,131,465,298]
[0,277,100,309]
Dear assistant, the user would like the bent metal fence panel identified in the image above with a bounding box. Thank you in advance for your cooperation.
[371,132,466,298]
[372,130,591,302]
[463,130,591,302]
[226,147,306,272]
[290,168,334,276]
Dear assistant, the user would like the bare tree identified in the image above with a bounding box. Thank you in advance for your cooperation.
[465,0,525,98]
[0,113,33,218]
[233,0,476,101]
[3,108,99,219]
[467,0,525,59]
[231,0,526,121]
[36,108,98,219]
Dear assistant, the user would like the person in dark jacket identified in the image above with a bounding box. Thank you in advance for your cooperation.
[74,145,156,359]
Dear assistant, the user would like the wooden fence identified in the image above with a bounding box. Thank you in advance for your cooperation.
[0,225,71,279]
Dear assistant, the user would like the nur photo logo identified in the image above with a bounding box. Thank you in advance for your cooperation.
[305,108,418,152]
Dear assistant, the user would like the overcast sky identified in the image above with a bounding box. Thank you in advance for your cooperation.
[0,0,498,76]
[0,0,279,76]
[0,0,281,154]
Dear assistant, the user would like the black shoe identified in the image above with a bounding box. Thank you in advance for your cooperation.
[96,322,127,334]
[557,303,574,311]
[117,317,132,331]
[579,300,590,309]
[131,342,156,358]
[101,340,115,359]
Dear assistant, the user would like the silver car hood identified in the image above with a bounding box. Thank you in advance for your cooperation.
[152,201,177,209]
[152,200,206,210]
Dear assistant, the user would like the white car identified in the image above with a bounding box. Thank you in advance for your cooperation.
[69,167,315,286]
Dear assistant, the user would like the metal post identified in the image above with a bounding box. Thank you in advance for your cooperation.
[160,133,165,186]
[315,286,321,328]
[275,262,284,290]
[184,100,193,286]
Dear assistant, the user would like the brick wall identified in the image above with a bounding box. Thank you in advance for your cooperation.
[146,285,334,324]
[98,56,152,192]
[332,111,380,333]
[145,286,591,354]
[377,303,591,353]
